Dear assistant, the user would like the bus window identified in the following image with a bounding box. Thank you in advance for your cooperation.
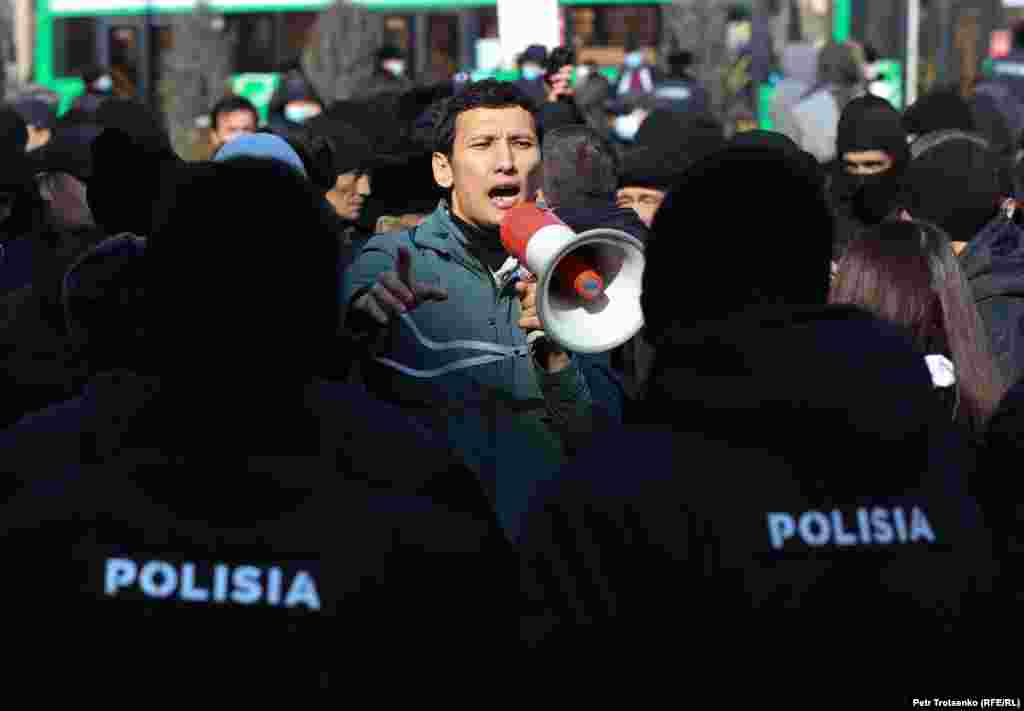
[231,13,277,73]
[109,25,139,97]
[427,14,458,83]
[53,17,96,79]
[282,12,318,66]
[568,5,660,67]
[794,0,831,46]
[150,25,173,97]
[384,15,412,56]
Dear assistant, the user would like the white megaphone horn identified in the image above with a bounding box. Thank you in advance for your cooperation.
[500,203,645,354]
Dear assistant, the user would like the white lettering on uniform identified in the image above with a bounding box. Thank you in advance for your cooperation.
[766,507,938,549]
[831,510,857,546]
[231,566,261,605]
[105,558,137,596]
[767,513,796,549]
[798,511,830,546]
[285,572,322,611]
[871,507,894,543]
[140,561,177,598]
[893,507,909,542]
[911,507,936,542]
[856,508,872,544]
[213,564,229,603]
[180,563,210,602]
[102,559,322,611]
[266,567,283,606]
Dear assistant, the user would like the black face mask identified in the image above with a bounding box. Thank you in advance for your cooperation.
[832,168,902,224]
[851,171,904,224]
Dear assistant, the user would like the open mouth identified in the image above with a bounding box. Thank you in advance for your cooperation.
[489,184,522,210]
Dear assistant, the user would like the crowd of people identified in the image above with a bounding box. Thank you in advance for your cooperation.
[1,32,1023,676]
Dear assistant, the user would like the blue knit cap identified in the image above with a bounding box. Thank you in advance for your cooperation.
[213,133,307,177]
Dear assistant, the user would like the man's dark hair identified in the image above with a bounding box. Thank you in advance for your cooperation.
[210,95,258,132]
[269,126,337,193]
[433,79,540,157]
[542,126,619,209]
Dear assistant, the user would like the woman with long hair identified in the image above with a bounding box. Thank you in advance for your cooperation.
[831,219,1006,433]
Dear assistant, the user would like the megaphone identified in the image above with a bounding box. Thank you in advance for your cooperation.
[500,203,645,354]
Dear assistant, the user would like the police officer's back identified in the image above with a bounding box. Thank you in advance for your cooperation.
[0,158,512,673]
[520,147,1000,651]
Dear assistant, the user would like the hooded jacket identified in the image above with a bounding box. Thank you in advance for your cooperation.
[520,305,999,650]
[958,211,1024,386]
[829,95,909,250]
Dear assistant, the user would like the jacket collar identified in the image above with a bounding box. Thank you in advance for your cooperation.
[409,200,465,256]
[411,200,516,281]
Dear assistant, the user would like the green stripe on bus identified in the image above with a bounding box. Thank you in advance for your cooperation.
[47,0,674,16]
[36,0,54,84]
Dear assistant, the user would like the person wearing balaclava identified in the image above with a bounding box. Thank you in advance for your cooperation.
[830,95,910,256]
[900,130,1024,387]
[790,41,866,163]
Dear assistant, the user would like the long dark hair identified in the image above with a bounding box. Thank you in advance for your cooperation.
[830,219,1006,429]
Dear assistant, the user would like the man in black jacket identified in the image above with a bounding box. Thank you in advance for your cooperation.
[901,129,1024,386]
[520,146,1000,652]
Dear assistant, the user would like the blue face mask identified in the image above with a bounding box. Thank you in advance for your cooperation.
[624,52,643,69]
[614,114,641,142]
[521,64,543,82]
[284,103,320,124]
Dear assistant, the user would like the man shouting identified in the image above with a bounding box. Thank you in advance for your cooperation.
[342,80,623,541]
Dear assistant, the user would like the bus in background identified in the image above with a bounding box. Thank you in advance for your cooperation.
[32,0,674,121]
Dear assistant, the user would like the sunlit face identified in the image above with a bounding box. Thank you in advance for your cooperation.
[843,150,894,176]
[432,106,541,230]
[213,109,257,148]
[326,171,372,221]
[25,125,52,152]
[616,186,666,228]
